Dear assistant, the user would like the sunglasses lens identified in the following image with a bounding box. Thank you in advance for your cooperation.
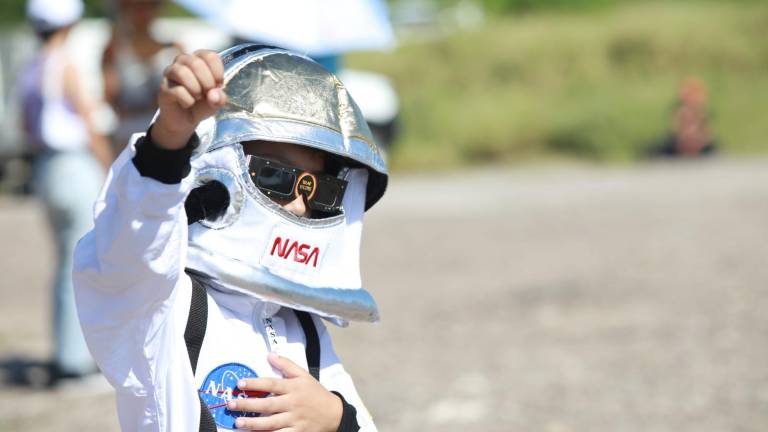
[312,182,342,207]
[257,167,295,195]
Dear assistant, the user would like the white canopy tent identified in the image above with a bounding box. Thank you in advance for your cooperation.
[173,0,395,56]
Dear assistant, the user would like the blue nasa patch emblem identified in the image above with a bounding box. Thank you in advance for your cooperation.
[198,363,268,429]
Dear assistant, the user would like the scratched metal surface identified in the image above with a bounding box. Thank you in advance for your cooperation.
[1,158,767,431]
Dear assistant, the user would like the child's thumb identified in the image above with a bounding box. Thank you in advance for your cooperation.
[207,87,226,108]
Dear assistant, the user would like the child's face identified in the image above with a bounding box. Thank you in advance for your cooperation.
[242,141,326,218]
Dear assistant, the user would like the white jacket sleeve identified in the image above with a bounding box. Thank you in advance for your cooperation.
[315,317,378,432]
[73,135,198,429]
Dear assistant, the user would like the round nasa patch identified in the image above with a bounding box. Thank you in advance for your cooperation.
[198,363,269,429]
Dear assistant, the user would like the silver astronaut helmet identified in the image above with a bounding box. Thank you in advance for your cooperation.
[185,45,388,324]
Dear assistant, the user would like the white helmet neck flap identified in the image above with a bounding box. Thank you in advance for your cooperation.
[185,45,387,324]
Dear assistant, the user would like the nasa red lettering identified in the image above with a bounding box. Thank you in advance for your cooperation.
[270,236,320,267]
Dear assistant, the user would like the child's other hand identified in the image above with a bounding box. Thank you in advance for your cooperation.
[151,50,227,150]
[226,352,343,432]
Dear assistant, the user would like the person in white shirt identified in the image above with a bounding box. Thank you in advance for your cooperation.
[74,45,388,431]
[19,0,113,385]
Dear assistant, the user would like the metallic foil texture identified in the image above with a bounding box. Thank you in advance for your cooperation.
[194,45,388,210]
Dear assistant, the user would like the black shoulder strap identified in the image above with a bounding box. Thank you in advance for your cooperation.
[295,312,359,430]
[184,276,217,432]
[294,310,321,381]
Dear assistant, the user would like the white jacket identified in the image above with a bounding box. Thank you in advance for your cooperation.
[73,140,376,431]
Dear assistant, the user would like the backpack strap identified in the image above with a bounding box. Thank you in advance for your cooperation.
[184,276,217,432]
[294,310,321,381]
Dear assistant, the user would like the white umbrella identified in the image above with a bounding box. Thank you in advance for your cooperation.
[173,0,395,56]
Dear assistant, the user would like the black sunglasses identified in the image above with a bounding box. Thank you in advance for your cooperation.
[246,155,347,214]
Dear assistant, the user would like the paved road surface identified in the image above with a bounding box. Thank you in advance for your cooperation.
[1,157,766,431]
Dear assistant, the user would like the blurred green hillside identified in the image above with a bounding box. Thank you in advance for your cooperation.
[350,1,768,169]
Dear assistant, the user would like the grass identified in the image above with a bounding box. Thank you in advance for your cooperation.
[347,1,768,170]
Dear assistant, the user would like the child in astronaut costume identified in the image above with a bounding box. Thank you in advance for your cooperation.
[73,45,387,431]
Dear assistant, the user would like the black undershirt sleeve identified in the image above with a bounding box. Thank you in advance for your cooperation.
[331,391,361,432]
[132,126,199,184]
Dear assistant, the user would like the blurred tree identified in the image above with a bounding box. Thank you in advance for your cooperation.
[480,0,615,13]
[0,0,188,26]
[0,0,27,26]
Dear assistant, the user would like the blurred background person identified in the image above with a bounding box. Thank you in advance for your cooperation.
[670,77,716,156]
[18,0,112,385]
[101,0,181,153]
[651,77,717,157]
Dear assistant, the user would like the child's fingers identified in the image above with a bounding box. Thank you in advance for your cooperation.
[226,394,283,414]
[234,412,291,431]
[178,54,217,94]
[195,50,225,85]
[164,63,203,99]
[238,377,289,395]
[163,80,196,109]
[268,352,309,379]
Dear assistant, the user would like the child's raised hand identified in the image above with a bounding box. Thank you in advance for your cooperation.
[151,50,227,150]
[226,352,343,432]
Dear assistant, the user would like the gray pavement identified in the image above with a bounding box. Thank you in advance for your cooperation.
[1,157,767,431]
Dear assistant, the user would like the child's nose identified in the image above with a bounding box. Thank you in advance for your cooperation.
[282,195,310,217]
